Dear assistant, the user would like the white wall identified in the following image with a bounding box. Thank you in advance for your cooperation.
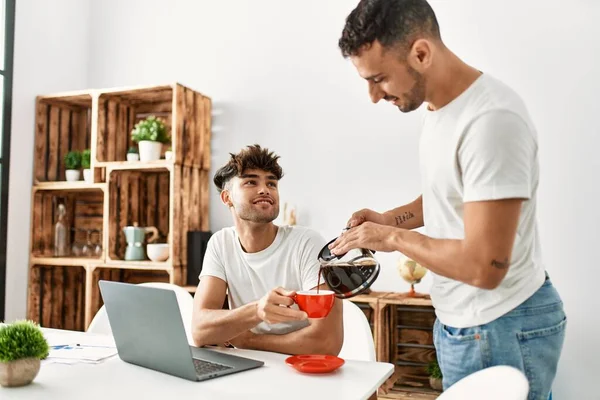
[5,0,92,321]
[4,0,598,397]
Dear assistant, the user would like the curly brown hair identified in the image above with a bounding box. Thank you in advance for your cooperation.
[213,144,284,193]
[338,0,441,58]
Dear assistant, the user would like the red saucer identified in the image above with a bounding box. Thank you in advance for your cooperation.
[285,355,345,374]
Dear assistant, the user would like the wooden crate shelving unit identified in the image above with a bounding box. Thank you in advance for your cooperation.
[348,292,441,400]
[27,83,212,332]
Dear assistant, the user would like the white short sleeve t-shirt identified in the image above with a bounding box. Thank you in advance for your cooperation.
[199,225,325,335]
[420,73,546,328]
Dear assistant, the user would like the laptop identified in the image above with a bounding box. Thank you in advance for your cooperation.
[98,280,264,381]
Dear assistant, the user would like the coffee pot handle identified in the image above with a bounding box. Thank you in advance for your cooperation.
[145,227,159,243]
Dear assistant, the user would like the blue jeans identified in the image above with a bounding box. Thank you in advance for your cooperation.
[433,273,566,400]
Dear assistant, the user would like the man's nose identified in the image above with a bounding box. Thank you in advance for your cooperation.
[368,81,385,104]
[258,184,270,195]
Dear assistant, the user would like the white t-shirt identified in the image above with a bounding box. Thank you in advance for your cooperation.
[199,225,325,335]
[420,73,546,328]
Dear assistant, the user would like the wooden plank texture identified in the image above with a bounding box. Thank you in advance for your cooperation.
[97,98,106,162]
[59,109,71,181]
[27,266,41,323]
[34,101,49,182]
[397,308,436,328]
[107,99,117,162]
[202,96,212,170]
[398,329,434,346]
[47,107,60,181]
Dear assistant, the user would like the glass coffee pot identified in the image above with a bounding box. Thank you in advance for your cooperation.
[317,229,381,299]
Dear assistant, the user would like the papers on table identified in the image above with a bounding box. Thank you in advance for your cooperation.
[43,332,118,365]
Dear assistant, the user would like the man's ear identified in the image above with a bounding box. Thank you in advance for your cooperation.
[220,189,233,207]
[407,38,434,73]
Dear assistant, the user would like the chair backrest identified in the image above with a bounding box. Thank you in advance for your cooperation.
[437,365,529,400]
[87,282,195,345]
[338,300,376,361]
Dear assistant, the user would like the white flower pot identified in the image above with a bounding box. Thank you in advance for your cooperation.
[165,150,173,160]
[138,141,162,162]
[0,358,41,387]
[127,153,139,162]
[65,170,80,182]
[83,169,92,183]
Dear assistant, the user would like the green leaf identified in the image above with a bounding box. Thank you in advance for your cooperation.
[0,321,50,362]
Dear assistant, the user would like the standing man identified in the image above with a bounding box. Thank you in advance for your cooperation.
[331,1,565,398]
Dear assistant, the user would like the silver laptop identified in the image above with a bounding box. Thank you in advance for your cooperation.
[98,280,264,381]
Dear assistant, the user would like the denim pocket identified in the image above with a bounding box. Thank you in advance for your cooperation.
[517,316,567,400]
[437,324,489,389]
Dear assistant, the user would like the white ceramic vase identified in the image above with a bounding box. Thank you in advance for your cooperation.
[65,170,80,182]
[138,141,162,162]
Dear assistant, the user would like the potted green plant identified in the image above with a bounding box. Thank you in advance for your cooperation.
[0,320,49,387]
[427,360,443,391]
[164,146,173,161]
[64,150,82,181]
[81,149,92,183]
[127,146,139,162]
[131,116,170,162]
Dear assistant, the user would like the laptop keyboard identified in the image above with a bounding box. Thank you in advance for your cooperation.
[193,358,233,376]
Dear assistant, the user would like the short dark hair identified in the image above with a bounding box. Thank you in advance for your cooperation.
[213,144,284,193]
[338,0,441,58]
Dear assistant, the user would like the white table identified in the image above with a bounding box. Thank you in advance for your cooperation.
[0,329,394,400]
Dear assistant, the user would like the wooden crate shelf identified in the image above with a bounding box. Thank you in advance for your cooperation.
[33,182,107,192]
[95,83,210,169]
[98,160,173,171]
[102,260,173,270]
[106,169,171,262]
[31,189,104,259]
[27,264,87,331]
[30,257,102,267]
[34,93,93,184]
[27,82,212,332]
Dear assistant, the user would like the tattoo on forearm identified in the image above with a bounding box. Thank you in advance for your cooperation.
[490,258,510,269]
[395,211,415,226]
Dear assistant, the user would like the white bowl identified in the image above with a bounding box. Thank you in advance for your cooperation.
[147,243,169,262]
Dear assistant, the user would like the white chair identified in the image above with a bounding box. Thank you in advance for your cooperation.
[87,282,196,345]
[338,300,376,361]
[437,365,529,400]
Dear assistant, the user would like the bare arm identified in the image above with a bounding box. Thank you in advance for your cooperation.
[348,195,424,230]
[191,276,261,347]
[229,284,344,356]
[382,195,424,229]
[331,199,523,290]
[192,277,309,347]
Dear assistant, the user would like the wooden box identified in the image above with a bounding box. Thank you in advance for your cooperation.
[30,188,104,260]
[107,170,170,262]
[27,265,86,331]
[34,93,92,183]
[379,294,440,398]
[96,84,211,169]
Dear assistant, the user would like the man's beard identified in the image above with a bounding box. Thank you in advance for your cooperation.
[397,66,426,113]
[235,203,279,224]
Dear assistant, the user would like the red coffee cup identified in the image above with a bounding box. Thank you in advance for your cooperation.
[293,290,335,319]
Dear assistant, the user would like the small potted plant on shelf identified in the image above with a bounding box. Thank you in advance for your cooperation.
[131,115,170,162]
[64,150,82,181]
[427,360,443,391]
[82,149,92,183]
[164,146,173,161]
[0,320,49,387]
[127,146,139,162]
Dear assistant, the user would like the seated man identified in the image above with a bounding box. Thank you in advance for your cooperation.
[192,144,343,355]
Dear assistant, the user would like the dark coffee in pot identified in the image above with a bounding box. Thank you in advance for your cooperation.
[318,261,379,299]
